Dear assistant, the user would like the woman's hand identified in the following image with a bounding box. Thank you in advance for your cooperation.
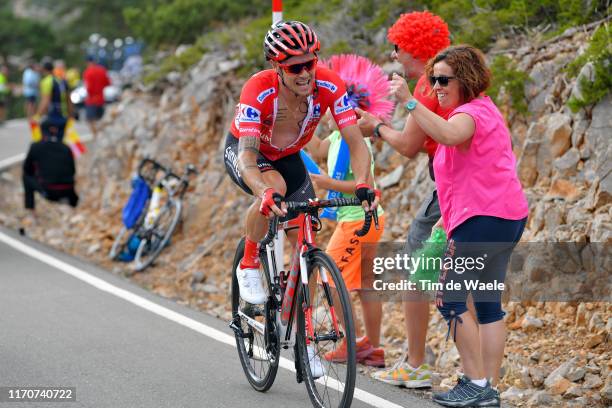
[390,72,413,105]
[354,107,379,138]
[433,217,445,230]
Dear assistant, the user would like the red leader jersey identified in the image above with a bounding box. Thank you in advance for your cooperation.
[230,66,358,161]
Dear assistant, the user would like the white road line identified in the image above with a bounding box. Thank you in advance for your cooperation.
[0,153,26,170]
[0,231,405,408]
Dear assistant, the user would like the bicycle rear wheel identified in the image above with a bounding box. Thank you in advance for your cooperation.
[297,249,356,408]
[133,199,181,271]
[230,238,279,392]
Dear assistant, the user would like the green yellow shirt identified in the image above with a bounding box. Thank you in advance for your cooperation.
[326,130,384,222]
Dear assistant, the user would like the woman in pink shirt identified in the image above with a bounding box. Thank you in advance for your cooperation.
[391,45,528,408]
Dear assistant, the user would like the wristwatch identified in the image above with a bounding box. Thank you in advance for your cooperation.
[405,98,418,112]
[373,122,386,139]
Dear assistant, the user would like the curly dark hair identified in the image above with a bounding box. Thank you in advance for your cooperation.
[425,45,491,103]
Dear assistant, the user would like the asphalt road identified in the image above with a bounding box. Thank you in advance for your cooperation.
[0,228,439,408]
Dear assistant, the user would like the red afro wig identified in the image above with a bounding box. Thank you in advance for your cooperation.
[387,11,451,62]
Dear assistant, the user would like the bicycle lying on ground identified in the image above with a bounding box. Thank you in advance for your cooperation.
[109,158,197,271]
[229,196,378,408]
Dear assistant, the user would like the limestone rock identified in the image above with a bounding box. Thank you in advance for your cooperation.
[584,334,604,349]
[546,178,581,202]
[583,373,603,389]
[544,357,578,388]
[553,147,580,176]
[601,381,612,403]
[545,112,572,158]
[528,390,554,407]
[522,316,544,332]
[570,62,595,102]
[548,376,572,395]
[563,384,584,398]
[378,165,404,190]
[566,366,586,382]
[501,386,534,401]
[530,366,546,387]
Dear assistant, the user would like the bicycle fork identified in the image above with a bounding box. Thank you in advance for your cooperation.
[297,246,342,345]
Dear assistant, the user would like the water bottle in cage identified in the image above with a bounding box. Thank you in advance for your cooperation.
[145,186,162,228]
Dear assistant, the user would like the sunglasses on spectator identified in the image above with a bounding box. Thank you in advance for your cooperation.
[429,75,456,87]
[279,57,318,75]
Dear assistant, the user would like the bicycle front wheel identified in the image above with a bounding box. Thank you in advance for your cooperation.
[297,249,356,408]
[109,225,129,260]
[230,238,279,392]
[133,199,181,271]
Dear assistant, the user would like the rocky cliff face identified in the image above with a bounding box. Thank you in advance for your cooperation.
[1,23,610,408]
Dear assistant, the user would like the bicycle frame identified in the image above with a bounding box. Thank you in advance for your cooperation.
[262,213,341,349]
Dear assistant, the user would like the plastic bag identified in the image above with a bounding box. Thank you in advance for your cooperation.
[409,227,447,288]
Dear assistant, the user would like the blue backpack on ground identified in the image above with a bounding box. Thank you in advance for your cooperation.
[117,176,151,262]
[122,176,151,229]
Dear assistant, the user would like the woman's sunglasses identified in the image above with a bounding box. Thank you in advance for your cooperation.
[279,57,318,75]
[429,75,456,87]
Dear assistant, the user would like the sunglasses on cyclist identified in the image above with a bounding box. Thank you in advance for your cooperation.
[279,57,318,75]
[429,75,456,87]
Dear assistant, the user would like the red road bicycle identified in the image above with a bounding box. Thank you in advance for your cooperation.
[229,197,378,408]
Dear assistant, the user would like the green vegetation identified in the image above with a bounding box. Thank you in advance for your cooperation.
[566,24,612,112]
[488,55,529,114]
[0,6,61,62]
[124,0,271,47]
[143,37,210,84]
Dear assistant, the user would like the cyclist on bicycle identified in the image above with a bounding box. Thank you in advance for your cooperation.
[223,20,379,306]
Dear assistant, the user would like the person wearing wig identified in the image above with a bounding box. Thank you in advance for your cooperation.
[306,54,392,368]
[357,11,453,389]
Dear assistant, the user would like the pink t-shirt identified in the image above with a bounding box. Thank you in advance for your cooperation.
[433,96,529,237]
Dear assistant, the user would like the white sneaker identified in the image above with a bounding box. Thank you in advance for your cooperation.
[307,345,326,379]
[236,265,266,304]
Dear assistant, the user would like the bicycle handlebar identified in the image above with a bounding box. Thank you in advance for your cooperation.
[260,197,378,247]
[137,158,197,189]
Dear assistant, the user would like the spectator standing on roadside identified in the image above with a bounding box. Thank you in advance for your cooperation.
[53,59,66,81]
[390,44,528,407]
[83,56,110,139]
[307,112,387,369]
[35,58,72,140]
[357,11,452,389]
[66,67,80,90]
[23,62,41,119]
[0,65,10,124]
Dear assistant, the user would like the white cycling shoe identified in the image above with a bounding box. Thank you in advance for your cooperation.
[236,265,267,305]
[307,345,326,379]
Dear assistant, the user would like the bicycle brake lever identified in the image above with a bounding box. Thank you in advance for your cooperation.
[372,208,380,230]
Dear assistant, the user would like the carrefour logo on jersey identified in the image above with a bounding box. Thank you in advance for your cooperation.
[312,103,321,119]
[334,93,352,115]
[256,87,275,103]
[316,80,338,93]
[239,104,261,123]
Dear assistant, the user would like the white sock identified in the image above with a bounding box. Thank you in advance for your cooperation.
[471,378,488,387]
